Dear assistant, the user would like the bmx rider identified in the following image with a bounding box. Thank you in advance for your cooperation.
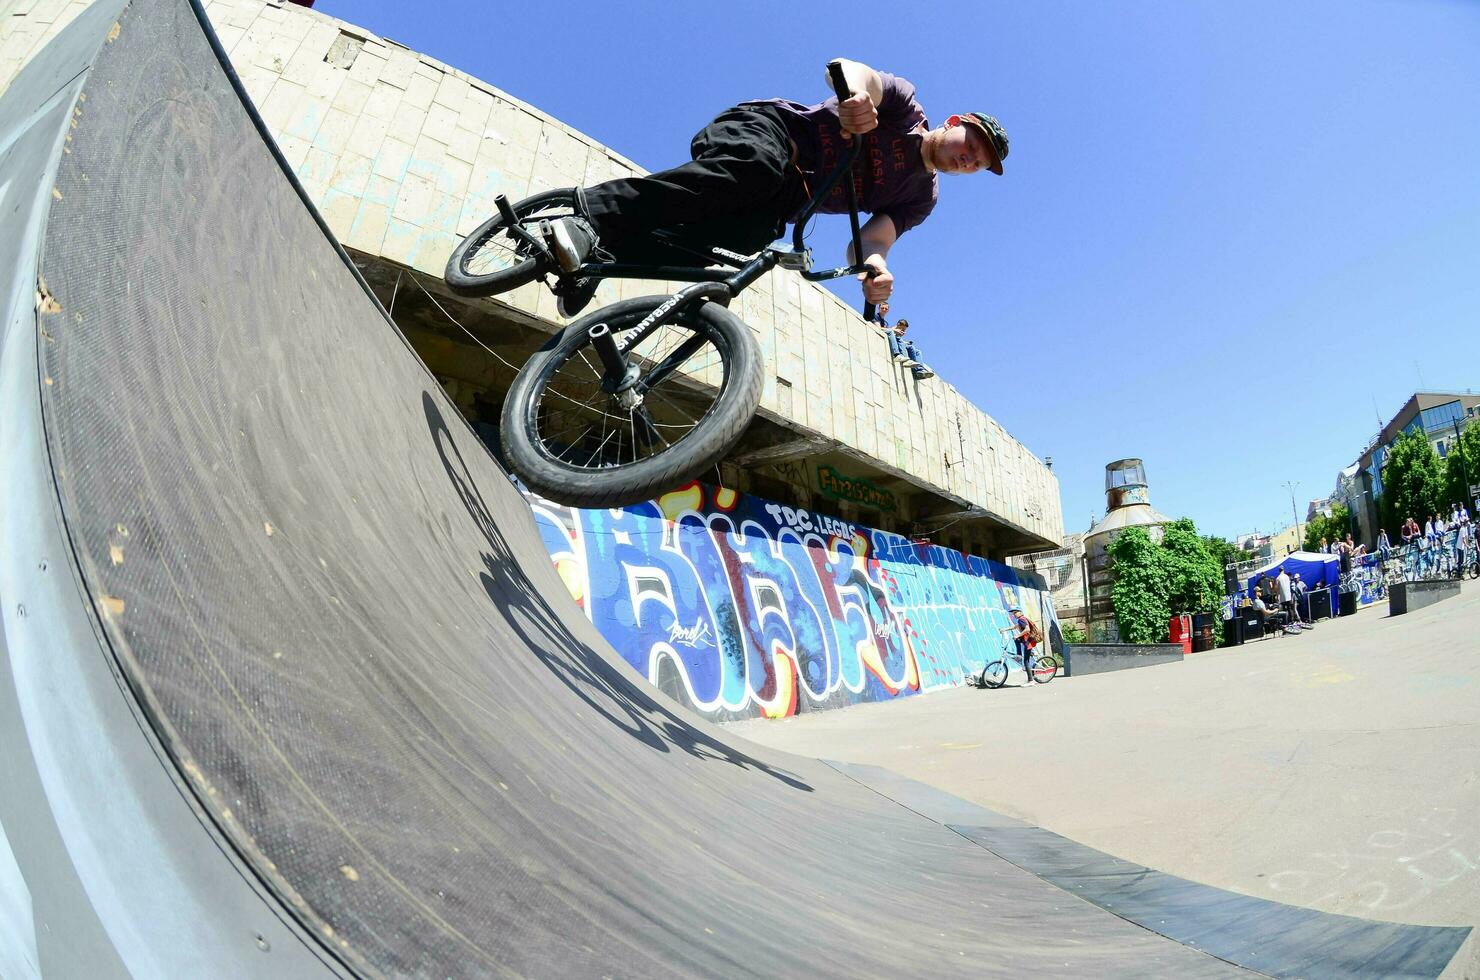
[537,59,1008,316]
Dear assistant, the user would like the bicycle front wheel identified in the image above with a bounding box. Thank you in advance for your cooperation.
[501,295,763,509]
[1029,653,1059,684]
[444,187,575,296]
[980,661,1008,689]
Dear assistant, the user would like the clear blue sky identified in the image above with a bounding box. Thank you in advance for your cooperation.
[316,0,1480,540]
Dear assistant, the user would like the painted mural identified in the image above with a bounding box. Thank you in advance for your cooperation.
[523,481,1060,722]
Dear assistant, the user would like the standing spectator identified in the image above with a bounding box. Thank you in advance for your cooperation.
[1276,566,1296,625]
[1318,536,1330,554]
[1292,572,1312,625]
[1336,538,1354,605]
[1417,517,1432,575]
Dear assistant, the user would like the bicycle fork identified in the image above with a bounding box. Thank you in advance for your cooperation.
[584,280,733,442]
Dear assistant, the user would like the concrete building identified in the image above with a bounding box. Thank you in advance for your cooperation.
[1009,532,1088,632]
[1351,391,1480,543]
[1264,523,1302,557]
[0,0,1063,561]
[1082,459,1171,641]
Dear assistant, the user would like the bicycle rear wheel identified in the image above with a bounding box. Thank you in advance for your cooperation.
[444,187,575,296]
[1029,653,1059,684]
[980,660,1008,689]
[501,295,763,509]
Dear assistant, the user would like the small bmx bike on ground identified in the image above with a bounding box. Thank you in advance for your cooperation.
[445,63,876,509]
[978,627,1059,688]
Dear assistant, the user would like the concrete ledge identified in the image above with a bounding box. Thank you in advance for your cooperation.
[1063,643,1184,678]
[1389,579,1461,616]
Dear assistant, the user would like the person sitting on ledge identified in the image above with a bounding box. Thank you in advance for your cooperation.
[876,304,934,380]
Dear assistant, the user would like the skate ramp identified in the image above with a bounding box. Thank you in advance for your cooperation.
[0,0,1468,976]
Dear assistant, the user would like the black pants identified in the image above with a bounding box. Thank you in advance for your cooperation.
[582,104,807,264]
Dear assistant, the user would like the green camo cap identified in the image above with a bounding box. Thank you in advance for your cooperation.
[961,112,1008,174]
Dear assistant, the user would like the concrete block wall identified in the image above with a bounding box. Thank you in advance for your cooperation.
[525,482,1062,720]
[0,0,98,87]
[3,0,1063,548]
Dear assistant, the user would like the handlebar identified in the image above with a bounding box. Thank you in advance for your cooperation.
[790,60,876,323]
[825,59,851,105]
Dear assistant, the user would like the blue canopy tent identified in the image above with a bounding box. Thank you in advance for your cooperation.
[1245,551,1341,617]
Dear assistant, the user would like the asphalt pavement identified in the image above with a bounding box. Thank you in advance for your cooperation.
[729,582,1480,978]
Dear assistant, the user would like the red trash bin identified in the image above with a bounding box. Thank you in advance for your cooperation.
[1168,614,1193,653]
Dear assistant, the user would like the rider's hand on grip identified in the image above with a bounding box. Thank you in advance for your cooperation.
[827,59,877,138]
[858,257,892,304]
[837,94,878,138]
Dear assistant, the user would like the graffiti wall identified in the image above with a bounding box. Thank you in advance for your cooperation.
[524,482,1060,721]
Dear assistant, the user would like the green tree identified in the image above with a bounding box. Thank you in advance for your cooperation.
[1201,534,1241,570]
[1107,526,1171,644]
[1442,423,1480,512]
[1162,519,1223,617]
[1380,430,1444,534]
[1303,503,1349,552]
[1110,520,1230,646]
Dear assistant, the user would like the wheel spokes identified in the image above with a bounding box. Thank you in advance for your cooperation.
[530,313,728,472]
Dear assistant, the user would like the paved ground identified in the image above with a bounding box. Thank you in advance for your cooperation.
[729,582,1480,978]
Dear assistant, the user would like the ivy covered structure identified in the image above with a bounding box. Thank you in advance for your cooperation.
[1083,459,1171,642]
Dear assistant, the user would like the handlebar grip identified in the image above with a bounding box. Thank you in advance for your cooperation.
[826,60,852,102]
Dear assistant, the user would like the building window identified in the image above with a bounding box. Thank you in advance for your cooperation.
[1420,400,1464,432]
[1438,440,1448,458]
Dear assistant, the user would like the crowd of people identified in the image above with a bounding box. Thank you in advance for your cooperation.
[1302,503,1477,590]
[1236,501,1475,637]
[1389,504,1473,576]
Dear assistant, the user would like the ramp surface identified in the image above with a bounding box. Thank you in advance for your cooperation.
[1,0,1467,976]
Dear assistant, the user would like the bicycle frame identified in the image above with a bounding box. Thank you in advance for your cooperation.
[997,626,1035,674]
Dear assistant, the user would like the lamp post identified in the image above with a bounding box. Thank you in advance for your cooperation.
[1453,419,1473,509]
[1281,480,1301,548]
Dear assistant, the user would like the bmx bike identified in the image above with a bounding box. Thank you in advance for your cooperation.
[444,62,877,509]
[978,626,1059,688]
